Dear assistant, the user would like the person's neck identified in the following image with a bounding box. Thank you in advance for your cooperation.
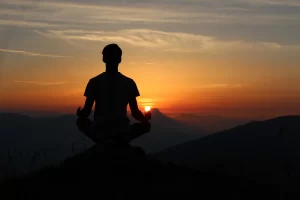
[105,64,119,74]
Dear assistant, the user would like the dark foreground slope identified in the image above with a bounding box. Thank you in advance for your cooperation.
[2,143,279,200]
[154,116,300,197]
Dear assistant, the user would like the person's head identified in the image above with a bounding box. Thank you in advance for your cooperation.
[102,44,122,66]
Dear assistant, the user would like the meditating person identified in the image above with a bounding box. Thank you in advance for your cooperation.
[76,44,151,144]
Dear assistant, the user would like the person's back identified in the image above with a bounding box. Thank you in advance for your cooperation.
[76,44,151,142]
[85,72,140,133]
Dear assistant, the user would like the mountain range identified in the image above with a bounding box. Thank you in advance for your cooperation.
[172,113,250,133]
[0,109,206,177]
[129,108,206,152]
[154,115,300,186]
[1,112,300,198]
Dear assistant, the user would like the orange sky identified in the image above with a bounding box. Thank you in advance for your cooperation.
[1,49,299,119]
[0,0,300,119]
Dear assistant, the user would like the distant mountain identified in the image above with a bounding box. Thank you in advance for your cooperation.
[0,112,92,176]
[0,109,206,176]
[173,113,250,133]
[154,115,300,185]
[1,144,280,200]
[129,108,207,153]
[0,112,90,149]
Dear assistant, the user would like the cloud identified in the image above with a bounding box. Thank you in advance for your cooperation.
[0,0,299,29]
[198,84,243,89]
[0,48,72,58]
[145,62,156,65]
[0,19,58,28]
[0,0,188,27]
[247,0,300,7]
[13,81,68,85]
[34,29,299,54]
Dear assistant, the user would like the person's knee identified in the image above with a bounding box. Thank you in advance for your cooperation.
[140,122,151,133]
[76,117,92,125]
[145,123,151,132]
[76,117,92,133]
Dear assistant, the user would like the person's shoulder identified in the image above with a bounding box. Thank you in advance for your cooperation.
[119,73,135,83]
[90,73,106,81]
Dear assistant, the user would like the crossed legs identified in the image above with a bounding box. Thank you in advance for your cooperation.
[76,117,151,144]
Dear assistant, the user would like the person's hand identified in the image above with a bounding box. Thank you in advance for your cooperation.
[144,111,152,120]
[76,107,82,117]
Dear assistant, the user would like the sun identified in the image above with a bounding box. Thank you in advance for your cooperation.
[145,106,151,112]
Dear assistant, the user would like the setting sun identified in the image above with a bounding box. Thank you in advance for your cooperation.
[145,106,151,112]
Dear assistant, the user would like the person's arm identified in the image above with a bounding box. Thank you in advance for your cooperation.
[76,79,94,118]
[77,97,94,118]
[129,97,148,122]
[128,79,151,122]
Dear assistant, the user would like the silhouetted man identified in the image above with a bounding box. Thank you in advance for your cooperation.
[76,44,151,144]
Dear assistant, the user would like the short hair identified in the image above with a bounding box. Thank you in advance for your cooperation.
[102,44,122,57]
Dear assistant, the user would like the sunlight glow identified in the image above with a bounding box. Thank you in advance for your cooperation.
[145,106,151,112]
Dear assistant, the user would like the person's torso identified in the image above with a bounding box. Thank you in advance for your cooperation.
[91,72,132,124]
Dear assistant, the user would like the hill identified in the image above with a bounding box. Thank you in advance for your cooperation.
[1,143,279,200]
[129,108,207,152]
[154,115,300,189]
[0,109,205,153]
[0,110,205,177]
[173,113,250,133]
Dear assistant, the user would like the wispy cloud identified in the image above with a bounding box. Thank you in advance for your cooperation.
[0,0,299,30]
[0,19,58,28]
[0,0,188,27]
[198,84,243,89]
[35,29,299,54]
[13,81,68,85]
[0,48,72,58]
[247,0,300,7]
[145,62,156,65]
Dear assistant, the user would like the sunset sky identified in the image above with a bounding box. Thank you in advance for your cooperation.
[0,0,299,119]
